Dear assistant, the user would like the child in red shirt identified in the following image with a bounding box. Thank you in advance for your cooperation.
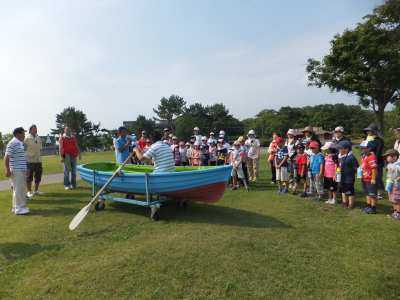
[293,144,308,197]
[360,141,378,214]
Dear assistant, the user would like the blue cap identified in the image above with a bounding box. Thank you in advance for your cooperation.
[337,140,352,149]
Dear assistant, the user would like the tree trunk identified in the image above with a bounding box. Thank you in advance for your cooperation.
[375,106,385,136]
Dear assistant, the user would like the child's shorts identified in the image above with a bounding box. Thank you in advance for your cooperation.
[362,181,377,198]
[339,182,355,196]
[310,174,324,194]
[323,177,337,191]
[296,173,307,183]
[231,166,245,179]
[389,183,400,204]
[276,167,289,182]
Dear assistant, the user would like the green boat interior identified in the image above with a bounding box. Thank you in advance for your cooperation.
[81,162,214,173]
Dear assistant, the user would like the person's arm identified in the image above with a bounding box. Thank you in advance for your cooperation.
[371,167,377,184]
[4,154,11,177]
[134,147,151,163]
[58,137,64,162]
[279,155,288,168]
[75,137,81,160]
[319,161,324,178]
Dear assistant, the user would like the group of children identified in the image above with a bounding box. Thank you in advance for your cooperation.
[272,132,400,219]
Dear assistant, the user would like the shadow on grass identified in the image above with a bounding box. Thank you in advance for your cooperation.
[31,207,79,217]
[0,243,63,261]
[109,201,291,229]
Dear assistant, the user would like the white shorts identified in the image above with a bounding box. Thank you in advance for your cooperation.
[276,167,289,182]
[231,166,245,179]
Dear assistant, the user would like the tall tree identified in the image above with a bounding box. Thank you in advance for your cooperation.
[51,106,100,150]
[153,95,186,130]
[306,0,400,133]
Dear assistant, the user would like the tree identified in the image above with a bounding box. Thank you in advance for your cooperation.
[51,107,101,150]
[132,115,156,137]
[153,95,186,130]
[306,0,400,134]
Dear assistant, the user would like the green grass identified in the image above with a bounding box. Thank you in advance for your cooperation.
[0,157,399,299]
[0,151,115,181]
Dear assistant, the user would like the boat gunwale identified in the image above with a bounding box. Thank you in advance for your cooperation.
[77,163,232,178]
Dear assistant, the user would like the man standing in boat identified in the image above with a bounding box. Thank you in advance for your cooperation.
[134,130,175,173]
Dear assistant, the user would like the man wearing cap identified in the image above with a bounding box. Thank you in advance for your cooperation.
[302,126,321,147]
[208,132,216,145]
[59,127,80,190]
[245,130,261,182]
[332,126,351,146]
[24,125,43,198]
[114,127,131,164]
[193,127,202,145]
[4,127,30,215]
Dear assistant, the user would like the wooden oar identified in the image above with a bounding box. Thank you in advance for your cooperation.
[69,153,133,231]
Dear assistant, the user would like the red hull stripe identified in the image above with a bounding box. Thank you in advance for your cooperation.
[164,182,227,203]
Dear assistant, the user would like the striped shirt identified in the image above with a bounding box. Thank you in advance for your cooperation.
[5,138,27,171]
[144,141,175,173]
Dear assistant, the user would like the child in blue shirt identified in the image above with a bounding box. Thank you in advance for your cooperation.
[309,141,324,200]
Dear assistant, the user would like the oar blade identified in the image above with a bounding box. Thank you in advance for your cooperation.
[69,204,92,231]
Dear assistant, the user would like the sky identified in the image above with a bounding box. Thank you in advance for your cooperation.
[0,0,383,134]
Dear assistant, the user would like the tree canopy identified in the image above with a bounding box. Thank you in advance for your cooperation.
[306,0,400,133]
[153,95,186,131]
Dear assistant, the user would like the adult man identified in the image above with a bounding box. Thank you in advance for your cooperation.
[59,127,80,190]
[193,127,202,145]
[5,127,30,215]
[208,132,217,145]
[134,131,175,173]
[332,126,351,146]
[245,130,261,182]
[25,125,43,198]
[114,126,131,164]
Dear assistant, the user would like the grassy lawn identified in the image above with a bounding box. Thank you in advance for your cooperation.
[0,157,399,299]
[0,151,115,181]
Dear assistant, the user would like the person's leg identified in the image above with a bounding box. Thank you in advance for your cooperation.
[14,171,28,214]
[26,163,33,194]
[71,157,77,188]
[247,158,253,181]
[270,160,276,183]
[242,162,249,184]
[254,158,259,181]
[34,163,43,192]
[341,193,347,206]
[63,162,71,188]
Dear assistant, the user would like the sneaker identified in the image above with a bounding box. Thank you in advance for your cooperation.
[15,207,30,215]
[64,186,70,190]
[391,212,400,220]
[331,199,337,205]
[300,192,307,198]
[26,192,34,198]
[325,199,332,204]
[34,191,44,195]
[363,206,371,213]
[69,185,75,190]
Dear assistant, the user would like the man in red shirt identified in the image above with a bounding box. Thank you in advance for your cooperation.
[59,127,80,190]
[360,141,378,214]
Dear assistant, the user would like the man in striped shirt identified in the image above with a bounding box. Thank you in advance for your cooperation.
[4,127,30,215]
[134,131,175,173]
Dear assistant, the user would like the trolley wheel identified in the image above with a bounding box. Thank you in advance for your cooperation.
[181,201,188,210]
[95,201,105,211]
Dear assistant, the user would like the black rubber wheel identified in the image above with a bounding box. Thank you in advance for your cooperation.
[95,201,105,211]
[181,201,188,210]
